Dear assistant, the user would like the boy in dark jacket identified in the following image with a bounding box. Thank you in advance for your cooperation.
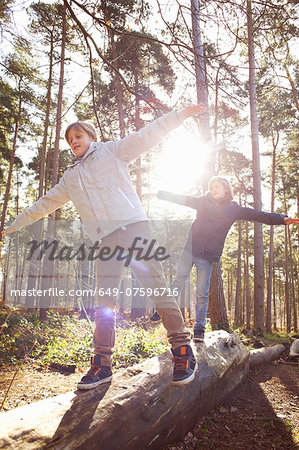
[151,175,298,340]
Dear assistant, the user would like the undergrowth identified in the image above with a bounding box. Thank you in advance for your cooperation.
[0,309,168,369]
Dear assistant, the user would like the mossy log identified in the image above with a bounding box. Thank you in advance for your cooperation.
[0,331,249,450]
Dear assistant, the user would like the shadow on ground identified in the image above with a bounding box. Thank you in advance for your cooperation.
[166,362,298,449]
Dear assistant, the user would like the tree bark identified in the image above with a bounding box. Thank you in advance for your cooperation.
[234,221,242,325]
[190,0,227,329]
[245,220,251,328]
[0,79,22,240]
[282,181,291,332]
[287,227,297,332]
[27,36,53,311]
[190,0,214,184]
[51,1,66,188]
[109,29,126,138]
[134,79,142,201]
[266,137,277,332]
[273,265,277,330]
[39,3,66,321]
[209,263,229,330]
[39,31,54,198]
[101,2,126,139]
[247,0,264,332]
[249,344,286,369]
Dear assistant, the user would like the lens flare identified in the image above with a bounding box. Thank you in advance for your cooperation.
[156,127,210,192]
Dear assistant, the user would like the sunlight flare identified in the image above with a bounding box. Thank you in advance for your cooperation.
[156,127,209,193]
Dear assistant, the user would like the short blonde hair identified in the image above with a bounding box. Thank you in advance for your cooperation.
[65,122,97,144]
[208,175,233,200]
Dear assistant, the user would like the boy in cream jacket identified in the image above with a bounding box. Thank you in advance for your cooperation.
[3,104,206,389]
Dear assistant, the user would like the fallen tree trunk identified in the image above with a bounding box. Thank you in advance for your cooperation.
[289,339,299,359]
[0,331,249,450]
[249,344,287,369]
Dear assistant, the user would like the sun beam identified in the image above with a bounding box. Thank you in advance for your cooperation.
[155,127,209,193]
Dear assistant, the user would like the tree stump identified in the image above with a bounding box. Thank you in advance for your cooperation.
[0,331,249,450]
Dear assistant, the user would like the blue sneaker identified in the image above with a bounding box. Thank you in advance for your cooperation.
[77,355,112,390]
[171,345,197,385]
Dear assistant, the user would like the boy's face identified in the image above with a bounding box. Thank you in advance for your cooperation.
[68,128,93,157]
[210,181,227,201]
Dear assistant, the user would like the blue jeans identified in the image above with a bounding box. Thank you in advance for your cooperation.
[171,245,212,331]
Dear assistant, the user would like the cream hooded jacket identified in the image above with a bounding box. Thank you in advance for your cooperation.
[10,110,186,242]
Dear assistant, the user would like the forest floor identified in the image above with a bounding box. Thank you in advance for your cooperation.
[0,309,298,449]
[166,361,299,449]
[1,345,298,449]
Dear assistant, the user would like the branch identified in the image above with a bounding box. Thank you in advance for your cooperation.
[64,0,160,115]
[70,0,239,60]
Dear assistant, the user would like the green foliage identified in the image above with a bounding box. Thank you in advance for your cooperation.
[113,323,168,368]
[0,310,168,369]
[263,331,292,342]
[0,0,13,25]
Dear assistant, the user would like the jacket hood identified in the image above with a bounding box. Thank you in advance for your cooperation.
[205,191,232,205]
[68,142,98,168]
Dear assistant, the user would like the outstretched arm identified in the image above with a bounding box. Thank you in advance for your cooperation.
[115,104,207,162]
[157,190,200,209]
[235,204,296,226]
[1,178,70,235]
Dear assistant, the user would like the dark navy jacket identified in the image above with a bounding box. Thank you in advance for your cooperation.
[158,191,286,262]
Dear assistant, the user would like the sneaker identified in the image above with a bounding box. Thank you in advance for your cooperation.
[171,345,197,385]
[77,355,112,390]
[150,311,161,322]
[193,328,205,342]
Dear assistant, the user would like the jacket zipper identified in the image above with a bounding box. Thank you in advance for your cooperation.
[78,173,83,191]
[117,187,135,208]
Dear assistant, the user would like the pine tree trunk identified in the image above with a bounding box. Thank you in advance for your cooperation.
[190,0,214,185]
[102,2,126,139]
[284,227,290,332]
[234,221,242,325]
[273,265,277,330]
[245,220,251,328]
[40,3,66,321]
[282,181,291,332]
[191,0,227,329]
[287,227,297,331]
[27,40,53,312]
[247,0,264,332]
[242,246,246,325]
[0,80,22,240]
[227,272,231,315]
[209,263,229,330]
[51,1,66,188]
[266,139,277,332]
[109,29,126,138]
[39,32,54,198]
[134,81,142,201]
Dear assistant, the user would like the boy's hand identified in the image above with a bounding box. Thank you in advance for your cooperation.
[284,217,299,225]
[181,104,207,119]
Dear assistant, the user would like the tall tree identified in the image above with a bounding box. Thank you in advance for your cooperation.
[191,0,228,330]
[247,0,264,332]
[0,51,34,241]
